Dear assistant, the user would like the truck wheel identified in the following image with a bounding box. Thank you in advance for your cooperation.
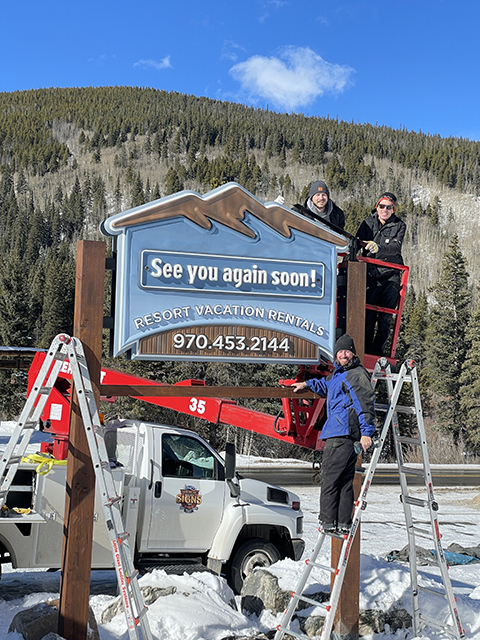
[227,538,281,594]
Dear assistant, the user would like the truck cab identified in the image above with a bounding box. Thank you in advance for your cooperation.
[0,419,304,594]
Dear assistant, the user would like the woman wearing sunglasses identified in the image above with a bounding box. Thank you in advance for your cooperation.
[356,192,406,356]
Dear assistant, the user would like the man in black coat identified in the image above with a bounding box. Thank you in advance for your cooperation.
[356,192,406,355]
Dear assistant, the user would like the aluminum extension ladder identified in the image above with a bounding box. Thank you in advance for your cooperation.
[274,358,464,640]
[0,334,152,640]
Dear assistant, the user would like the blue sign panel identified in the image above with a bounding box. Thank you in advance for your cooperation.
[101,183,348,363]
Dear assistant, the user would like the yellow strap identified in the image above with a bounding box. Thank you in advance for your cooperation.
[21,453,67,475]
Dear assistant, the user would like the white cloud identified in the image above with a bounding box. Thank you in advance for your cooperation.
[221,40,246,63]
[229,46,354,111]
[134,56,172,70]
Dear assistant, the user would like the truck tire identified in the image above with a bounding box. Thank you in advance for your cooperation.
[227,538,281,594]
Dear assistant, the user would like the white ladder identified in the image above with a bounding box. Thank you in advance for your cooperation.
[0,334,152,640]
[372,358,463,639]
[274,358,464,640]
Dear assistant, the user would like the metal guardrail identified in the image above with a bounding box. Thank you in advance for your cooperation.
[236,464,480,487]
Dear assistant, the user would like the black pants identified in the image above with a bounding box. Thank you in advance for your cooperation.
[320,437,357,528]
[365,272,401,356]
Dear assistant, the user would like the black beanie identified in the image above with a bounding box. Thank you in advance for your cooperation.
[309,180,330,199]
[334,333,356,355]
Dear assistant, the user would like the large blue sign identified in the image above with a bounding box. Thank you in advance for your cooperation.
[101,183,348,363]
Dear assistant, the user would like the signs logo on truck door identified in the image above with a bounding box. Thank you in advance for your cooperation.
[176,485,202,513]
[101,183,348,363]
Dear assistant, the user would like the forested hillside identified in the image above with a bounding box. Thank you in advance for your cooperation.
[1,86,479,459]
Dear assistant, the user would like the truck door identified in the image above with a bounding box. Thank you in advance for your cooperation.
[147,432,226,551]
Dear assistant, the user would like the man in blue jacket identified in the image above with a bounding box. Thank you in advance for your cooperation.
[291,334,375,534]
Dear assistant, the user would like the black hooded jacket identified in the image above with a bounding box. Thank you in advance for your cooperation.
[356,212,406,278]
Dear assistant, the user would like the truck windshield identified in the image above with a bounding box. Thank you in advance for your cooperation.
[162,434,216,479]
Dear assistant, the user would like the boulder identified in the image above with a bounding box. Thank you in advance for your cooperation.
[241,568,328,617]
[8,599,99,640]
[100,585,177,624]
[241,569,291,616]
[240,568,412,638]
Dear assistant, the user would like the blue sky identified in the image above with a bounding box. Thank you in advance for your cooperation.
[2,0,480,140]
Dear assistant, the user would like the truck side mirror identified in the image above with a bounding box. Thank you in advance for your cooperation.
[225,442,236,480]
[225,442,240,499]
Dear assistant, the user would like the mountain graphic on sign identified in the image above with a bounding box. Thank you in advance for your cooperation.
[103,182,347,247]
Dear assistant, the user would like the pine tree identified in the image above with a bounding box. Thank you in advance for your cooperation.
[424,235,471,438]
[0,245,35,346]
[164,168,183,195]
[404,291,429,368]
[38,244,75,346]
[459,300,480,451]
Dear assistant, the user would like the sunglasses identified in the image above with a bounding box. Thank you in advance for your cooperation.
[378,204,394,210]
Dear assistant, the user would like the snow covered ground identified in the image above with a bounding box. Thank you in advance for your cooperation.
[1,422,480,640]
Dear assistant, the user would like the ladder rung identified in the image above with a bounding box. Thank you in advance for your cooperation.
[105,495,122,507]
[135,605,149,621]
[402,496,428,508]
[376,403,416,415]
[399,465,425,477]
[419,613,457,634]
[39,387,52,395]
[127,569,140,582]
[2,485,33,492]
[3,456,22,465]
[373,372,412,383]
[295,593,329,611]
[418,585,448,599]
[307,559,337,574]
[410,525,433,538]
[397,436,422,446]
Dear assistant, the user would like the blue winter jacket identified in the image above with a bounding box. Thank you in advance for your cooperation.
[306,356,376,440]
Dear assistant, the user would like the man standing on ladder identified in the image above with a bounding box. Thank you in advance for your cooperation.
[292,334,375,534]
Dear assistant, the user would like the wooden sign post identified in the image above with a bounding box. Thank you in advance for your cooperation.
[331,259,367,640]
[58,241,105,640]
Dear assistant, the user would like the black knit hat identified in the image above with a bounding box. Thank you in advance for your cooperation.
[334,333,356,355]
[309,180,330,199]
[372,192,397,214]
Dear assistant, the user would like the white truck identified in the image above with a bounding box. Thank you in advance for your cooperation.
[0,419,304,593]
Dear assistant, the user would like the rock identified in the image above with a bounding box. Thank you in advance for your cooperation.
[241,569,291,616]
[358,608,412,635]
[241,568,328,618]
[240,568,411,638]
[299,615,324,638]
[8,600,99,640]
[358,609,388,635]
[385,607,412,632]
[100,585,177,623]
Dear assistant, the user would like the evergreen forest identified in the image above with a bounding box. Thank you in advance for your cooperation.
[1,86,480,461]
